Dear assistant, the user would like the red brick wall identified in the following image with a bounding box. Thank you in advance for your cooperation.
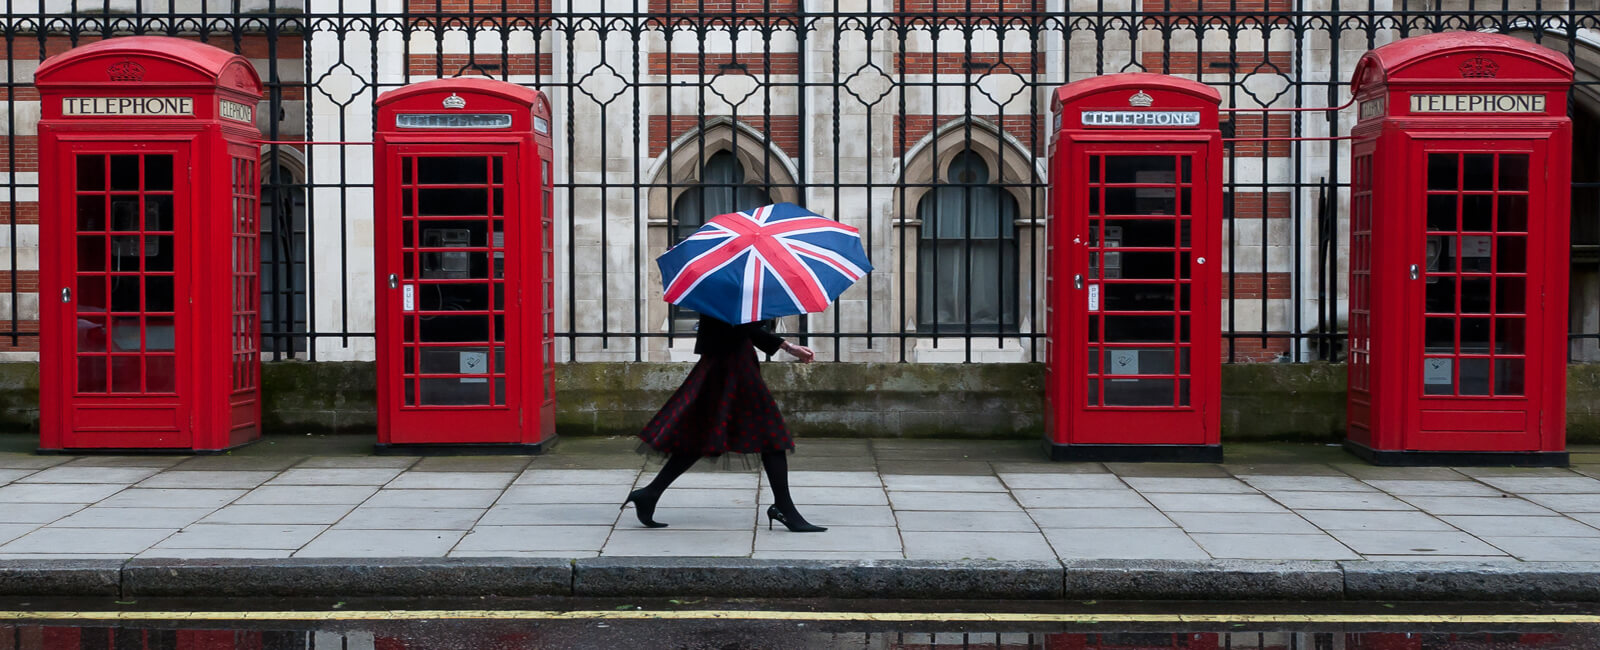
[648,114,799,158]
[0,325,40,352]
[0,136,37,174]
[894,52,1043,75]
[7,35,302,61]
[408,53,552,77]
[0,272,38,294]
[0,204,39,226]
[649,0,798,10]
[648,53,800,76]
[1220,272,1291,300]
[1138,51,1291,76]
[1230,191,1291,219]
[894,114,1043,155]
[896,0,1043,10]
[1223,114,1292,157]
[408,0,551,11]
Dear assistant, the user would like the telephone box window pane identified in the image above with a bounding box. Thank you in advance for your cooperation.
[1426,195,1456,232]
[77,357,105,392]
[416,156,491,184]
[1496,237,1526,273]
[1105,156,1176,184]
[146,277,174,313]
[1461,317,1491,351]
[1498,318,1526,354]
[1496,278,1526,314]
[404,379,416,406]
[111,317,143,352]
[1425,317,1455,353]
[110,356,141,392]
[419,378,488,406]
[495,378,507,406]
[419,221,486,248]
[493,189,504,216]
[1087,347,1100,374]
[146,355,175,393]
[76,275,107,312]
[1088,156,1100,183]
[1463,154,1494,190]
[145,155,173,191]
[109,155,140,191]
[77,315,106,352]
[1116,252,1177,280]
[1104,283,1175,312]
[1104,220,1178,247]
[1499,155,1529,191]
[1424,358,1454,395]
[1180,157,1192,183]
[1103,315,1173,342]
[1496,359,1525,395]
[420,314,491,342]
[145,236,173,272]
[1462,195,1492,232]
[1104,187,1175,215]
[1459,358,1491,396]
[77,196,105,231]
[420,284,489,311]
[493,158,504,183]
[1427,154,1458,190]
[77,156,105,190]
[1178,379,1191,407]
[1086,379,1099,406]
[1426,235,1454,273]
[78,237,106,272]
[145,196,173,231]
[1498,195,1528,232]
[1425,276,1456,314]
[110,277,140,312]
[110,199,140,231]
[416,188,489,216]
[1460,278,1491,314]
[1104,378,1175,406]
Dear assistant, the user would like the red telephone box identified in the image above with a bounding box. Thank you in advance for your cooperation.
[34,37,264,452]
[1044,74,1223,462]
[1345,32,1573,466]
[374,78,556,451]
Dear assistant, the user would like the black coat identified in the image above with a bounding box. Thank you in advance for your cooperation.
[694,315,783,357]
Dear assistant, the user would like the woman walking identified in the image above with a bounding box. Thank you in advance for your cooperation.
[624,314,826,533]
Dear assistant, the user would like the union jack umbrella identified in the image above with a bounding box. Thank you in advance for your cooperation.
[657,202,872,325]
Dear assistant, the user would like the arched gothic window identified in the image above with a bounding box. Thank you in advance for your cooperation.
[669,150,773,329]
[917,150,1019,334]
[260,162,307,356]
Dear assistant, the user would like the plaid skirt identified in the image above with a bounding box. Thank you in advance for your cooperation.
[637,340,795,458]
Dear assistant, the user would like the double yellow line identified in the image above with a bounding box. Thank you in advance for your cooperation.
[0,610,1595,624]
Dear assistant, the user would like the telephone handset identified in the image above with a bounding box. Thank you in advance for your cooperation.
[422,227,472,279]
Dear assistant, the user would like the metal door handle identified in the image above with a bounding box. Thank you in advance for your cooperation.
[388,274,399,289]
[1074,274,1083,290]
[1409,264,1419,280]
[61,288,70,303]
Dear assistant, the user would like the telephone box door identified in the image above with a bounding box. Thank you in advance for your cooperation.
[1070,144,1213,444]
[1406,139,1547,452]
[57,142,192,448]
[381,144,524,443]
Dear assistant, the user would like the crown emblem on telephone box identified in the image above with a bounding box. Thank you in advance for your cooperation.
[442,93,467,109]
[1459,57,1499,78]
[1128,90,1154,107]
[106,60,145,82]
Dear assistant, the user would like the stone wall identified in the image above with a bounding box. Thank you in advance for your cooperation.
[5,362,1599,443]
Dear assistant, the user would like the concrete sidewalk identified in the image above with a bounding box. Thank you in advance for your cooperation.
[2,435,1600,601]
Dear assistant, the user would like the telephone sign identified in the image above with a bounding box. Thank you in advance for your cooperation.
[35,36,265,452]
[374,78,557,452]
[1345,32,1574,466]
[1045,73,1223,462]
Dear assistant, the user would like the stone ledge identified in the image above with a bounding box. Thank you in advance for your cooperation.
[1341,560,1600,602]
[572,557,1066,599]
[1063,559,1346,600]
[0,559,122,597]
[119,557,572,598]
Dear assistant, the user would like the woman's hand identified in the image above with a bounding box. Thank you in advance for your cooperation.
[780,341,816,364]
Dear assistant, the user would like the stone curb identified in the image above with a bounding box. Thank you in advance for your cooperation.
[3,558,1600,602]
[120,558,572,598]
[572,558,1065,599]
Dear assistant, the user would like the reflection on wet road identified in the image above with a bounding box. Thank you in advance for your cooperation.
[2,603,1597,649]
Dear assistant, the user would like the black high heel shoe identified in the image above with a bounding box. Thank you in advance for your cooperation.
[766,505,827,532]
[622,488,668,528]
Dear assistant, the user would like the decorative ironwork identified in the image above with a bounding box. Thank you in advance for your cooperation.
[0,5,1595,365]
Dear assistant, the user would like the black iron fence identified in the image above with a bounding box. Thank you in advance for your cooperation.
[3,4,1597,363]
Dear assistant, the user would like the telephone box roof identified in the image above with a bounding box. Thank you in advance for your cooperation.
[1054,73,1221,107]
[35,36,261,93]
[376,77,542,107]
[1352,31,1573,92]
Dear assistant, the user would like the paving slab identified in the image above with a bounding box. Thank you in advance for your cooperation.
[1363,480,1505,497]
[601,529,753,557]
[478,504,623,526]
[0,503,85,524]
[639,507,757,530]
[1188,533,1360,560]
[754,526,902,553]
[1327,530,1507,557]
[453,525,611,552]
[1268,491,1416,511]
[235,485,378,506]
[1028,508,1175,529]
[1440,515,1600,538]
[63,457,185,468]
[1042,528,1209,560]
[1522,493,1600,512]
[1013,489,1148,509]
[888,491,1018,511]
[1479,536,1600,561]
[296,529,465,557]
[154,524,326,550]
[902,531,1053,561]
[17,466,161,484]
[1105,463,1232,478]
[136,471,279,489]
[171,456,306,472]
[0,527,175,555]
[1400,495,1557,516]
[882,475,1005,492]
[384,471,517,490]
[1141,493,1287,513]
[762,486,886,506]
[652,472,760,490]
[50,507,216,529]
[1237,475,1376,492]
[0,469,36,484]
[0,525,32,545]
[998,473,1125,490]
[363,489,502,509]
[500,483,633,505]
[1472,476,1600,493]
[1124,477,1259,494]
[0,483,125,503]
[1296,509,1456,532]
[514,469,639,485]
[895,510,1039,532]
[786,471,881,487]
[0,456,71,470]
[1164,512,1320,534]
[268,468,405,486]
[408,457,531,473]
[333,507,485,530]
[292,457,418,470]
[97,488,246,509]
[200,505,356,525]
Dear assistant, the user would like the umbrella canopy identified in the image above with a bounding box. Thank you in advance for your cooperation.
[657,202,872,325]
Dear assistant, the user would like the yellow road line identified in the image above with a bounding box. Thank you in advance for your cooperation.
[0,610,1595,624]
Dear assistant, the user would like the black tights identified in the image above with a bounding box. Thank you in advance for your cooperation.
[642,451,797,513]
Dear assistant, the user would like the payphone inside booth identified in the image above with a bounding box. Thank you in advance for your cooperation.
[1045,73,1223,462]
[1345,32,1574,466]
[374,78,556,451]
[34,37,265,452]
